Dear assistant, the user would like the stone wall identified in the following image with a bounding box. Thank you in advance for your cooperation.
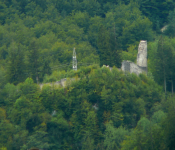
[137,40,147,67]
[39,40,148,89]
[121,40,147,75]
[39,78,76,89]
[121,61,147,75]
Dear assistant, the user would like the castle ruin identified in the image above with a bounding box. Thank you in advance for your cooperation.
[39,41,148,89]
[121,40,147,75]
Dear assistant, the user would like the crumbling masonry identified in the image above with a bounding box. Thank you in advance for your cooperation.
[121,40,147,75]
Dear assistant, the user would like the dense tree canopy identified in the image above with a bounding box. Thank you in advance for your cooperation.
[0,66,166,149]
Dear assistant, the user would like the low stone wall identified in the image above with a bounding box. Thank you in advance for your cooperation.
[121,60,147,75]
[121,40,147,75]
[39,63,147,90]
[39,78,76,89]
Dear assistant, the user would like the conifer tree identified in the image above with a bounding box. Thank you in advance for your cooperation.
[154,36,175,94]
[97,25,110,66]
[7,42,26,85]
[154,36,167,93]
[40,59,51,82]
[28,38,40,83]
[97,25,120,67]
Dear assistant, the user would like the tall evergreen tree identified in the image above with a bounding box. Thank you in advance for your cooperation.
[7,42,26,85]
[28,38,40,83]
[139,0,174,30]
[153,36,166,93]
[97,25,120,67]
[153,36,175,94]
[165,9,175,37]
[97,25,109,67]
[109,26,121,67]
[40,59,51,82]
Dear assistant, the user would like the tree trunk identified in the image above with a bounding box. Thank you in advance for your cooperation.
[164,75,166,94]
[162,37,166,94]
[172,79,174,95]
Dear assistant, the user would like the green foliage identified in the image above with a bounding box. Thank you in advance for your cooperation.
[149,36,175,93]
[97,25,121,67]
[139,0,174,30]
[0,67,7,106]
[7,42,26,85]
[3,83,19,107]
[0,0,157,77]
[121,97,174,150]
[105,2,154,50]
[162,96,175,150]
[27,38,40,83]
[121,45,137,62]
[104,121,128,150]
[21,131,51,150]
[151,110,166,124]
[165,8,175,37]
[0,64,173,149]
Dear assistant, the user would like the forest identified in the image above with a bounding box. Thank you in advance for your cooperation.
[1,0,175,149]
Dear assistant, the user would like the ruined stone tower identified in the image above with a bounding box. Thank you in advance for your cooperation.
[121,40,147,75]
[137,40,147,68]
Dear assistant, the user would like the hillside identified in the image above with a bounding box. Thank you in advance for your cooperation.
[0,66,170,150]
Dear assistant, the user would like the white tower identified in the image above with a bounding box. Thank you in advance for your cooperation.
[73,47,77,71]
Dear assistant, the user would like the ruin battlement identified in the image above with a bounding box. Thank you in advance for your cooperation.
[121,40,147,75]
